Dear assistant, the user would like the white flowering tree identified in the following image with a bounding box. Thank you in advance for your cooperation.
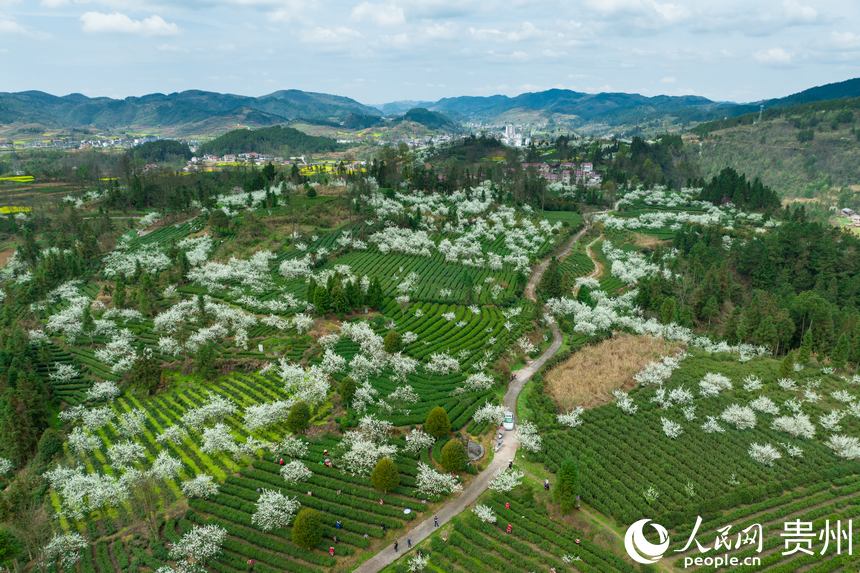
[169,524,227,570]
[489,468,524,492]
[826,434,860,459]
[472,403,506,426]
[557,407,585,428]
[252,489,300,531]
[280,460,313,484]
[403,428,435,455]
[720,404,757,430]
[0,457,12,476]
[85,381,121,402]
[149,451,182,480]
[749,443,782,466]
[473,504,497,523]
[516,420,542,452]
[416,462,462,497]
[42,532,88,569]
[181,474,220,499]
[772,412,816,439]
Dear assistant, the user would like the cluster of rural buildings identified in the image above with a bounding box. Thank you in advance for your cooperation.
[841,208,860,227]
[522,161,603,187]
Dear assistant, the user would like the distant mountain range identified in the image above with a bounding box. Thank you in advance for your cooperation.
[0,89,382,137]
[393,78,860,132]
[1,78,859,138]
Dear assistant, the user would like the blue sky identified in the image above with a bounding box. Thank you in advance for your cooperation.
[1,0,859,104]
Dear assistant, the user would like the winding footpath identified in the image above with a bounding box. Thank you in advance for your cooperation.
[354,217,601,573]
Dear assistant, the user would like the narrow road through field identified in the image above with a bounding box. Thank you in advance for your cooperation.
[354,216,606,573]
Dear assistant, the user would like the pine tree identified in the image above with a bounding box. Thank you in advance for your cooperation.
[424,406,451,438]
[798,329,813,364]
[440,439,468,472]
[383,331,402,353]
[554,457,580,513]
[371,458,400,492]
[292,508,322,549]
[287,401,311,434]
[831,333,850,370]
[538,258,563,299]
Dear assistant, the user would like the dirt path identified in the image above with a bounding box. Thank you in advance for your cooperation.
[524,225,589,301]
[355,206,619,573]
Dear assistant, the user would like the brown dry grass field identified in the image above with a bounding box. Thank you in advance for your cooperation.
[546,334,682,411]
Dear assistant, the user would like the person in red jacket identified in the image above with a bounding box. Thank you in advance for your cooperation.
[329,546,335,557]
[506,523,512,534]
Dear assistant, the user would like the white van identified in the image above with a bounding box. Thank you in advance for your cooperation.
[503,411,515,431]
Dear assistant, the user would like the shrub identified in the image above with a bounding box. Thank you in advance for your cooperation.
[424,406,451,438]
[287,401,311,434]
[383,330,402,353]
[339,377,357,405]
[292,508,322,549]
[554,457,580,513]
[371,457,400,492]
[440,439,468,472]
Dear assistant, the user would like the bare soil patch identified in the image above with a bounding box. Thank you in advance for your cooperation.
[546,334,682,410]
[632,232,668,249]
[0,248,14,268]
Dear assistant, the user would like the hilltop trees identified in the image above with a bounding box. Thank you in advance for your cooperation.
[696,167,780,211]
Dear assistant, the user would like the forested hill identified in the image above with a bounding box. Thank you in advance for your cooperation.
[693,97,860,197]
[198,125,340,156]
[0,89,381,136]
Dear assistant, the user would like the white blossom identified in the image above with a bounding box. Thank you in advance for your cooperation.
[43,533,88,569]
[416,462,462,496]
[403,429,435,454]
[85,381,121,402]
[252,489,300,531]
[720,404,757,430]
[280,460,313,484]
[699,373,732,397]
[772,413,816,439]
[660,417,684,439]
[749,396,780,415]
[748,443,782,466]
[489,468,524,492]
[472,403,507,426]
[557,407,584,428]
[825,434,860,459]
[169,524,227,566]
[473,504,497,524]
[516,420,542,452]
[701,416,725,433]
[181,474,219,499]
[107,441,147,468]
[149,451,182,480]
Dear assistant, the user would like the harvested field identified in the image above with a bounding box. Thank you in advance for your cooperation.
[545,333,682,410]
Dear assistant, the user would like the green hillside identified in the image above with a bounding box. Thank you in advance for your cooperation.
[694,98,860,197]
[198,125,341,156]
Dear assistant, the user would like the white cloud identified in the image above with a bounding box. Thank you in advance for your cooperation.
[583,0,689,25]
[660,75,676,84]
[754,47,792,66]
[351,1,406,26]
[830,31,860,50]
[781,0,818,25]
[0,15,26,34]
[300,25,362,44]
[80,11,179,35]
